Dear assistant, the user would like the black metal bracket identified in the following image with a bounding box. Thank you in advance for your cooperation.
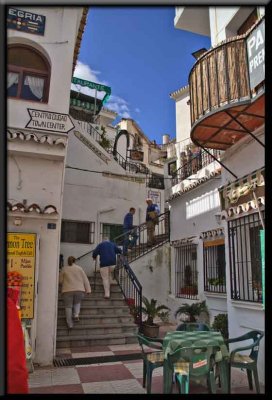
[225,110,265,148]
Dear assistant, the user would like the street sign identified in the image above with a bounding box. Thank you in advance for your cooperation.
[7,7,46,36]
[72,77,111,104]
[26,109,75,134]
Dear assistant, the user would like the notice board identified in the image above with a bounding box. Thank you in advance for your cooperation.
[7,233,37,319]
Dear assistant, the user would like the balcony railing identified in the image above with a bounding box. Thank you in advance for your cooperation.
[188,17,265,150]
[172,146,222,186]
[189,36,250,127]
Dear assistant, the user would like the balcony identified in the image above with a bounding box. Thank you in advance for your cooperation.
[189,18,265,150]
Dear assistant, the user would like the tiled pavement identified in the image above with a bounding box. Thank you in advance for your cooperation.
[28,324,265,394]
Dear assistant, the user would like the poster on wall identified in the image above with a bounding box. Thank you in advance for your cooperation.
[148,190,161,211]
[7,233,37,319]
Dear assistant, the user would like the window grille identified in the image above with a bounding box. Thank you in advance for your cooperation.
[228,211,264,303]
[203,239,226,293]
[61,220,95,244]
[175,243,198,299]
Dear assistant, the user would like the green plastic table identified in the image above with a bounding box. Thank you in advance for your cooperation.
[162,330,230,393]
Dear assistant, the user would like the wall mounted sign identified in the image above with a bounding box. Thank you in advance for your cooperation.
[129,150,144,162]
[7,233,37,319]
[26,109,75,133]
[148,190,161,211]
[7,7,46,36]
[247,19,265,90]
[72,77,111,104]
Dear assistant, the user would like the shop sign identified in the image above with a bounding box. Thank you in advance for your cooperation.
[26,108,75,133]
[129,150,144,161]
[247,19,265,90]
[7,7,46,36]
[72,77,111,104]
[7,233,37,319]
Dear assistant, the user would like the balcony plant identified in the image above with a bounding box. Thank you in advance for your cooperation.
[174,300,209,326]
[141,296,170,338]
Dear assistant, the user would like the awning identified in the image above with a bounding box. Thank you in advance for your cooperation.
[219,167,265,212]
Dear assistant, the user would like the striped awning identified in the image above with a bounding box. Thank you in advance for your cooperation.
[219,167,265,212]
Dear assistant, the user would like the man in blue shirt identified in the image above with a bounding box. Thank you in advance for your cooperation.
[92,238,122,298]
[123,207,138,255]
[146,198,159,246]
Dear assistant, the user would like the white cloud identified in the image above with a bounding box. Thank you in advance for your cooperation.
[135,108,141,113]
[72,61,132,118]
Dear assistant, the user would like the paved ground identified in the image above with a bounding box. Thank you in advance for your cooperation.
[28,324,265,394]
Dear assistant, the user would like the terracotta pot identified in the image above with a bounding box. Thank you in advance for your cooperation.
[142,323,160,338]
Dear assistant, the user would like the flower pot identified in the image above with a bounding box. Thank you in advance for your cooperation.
[180,286,198,295]
[142,323,160,338]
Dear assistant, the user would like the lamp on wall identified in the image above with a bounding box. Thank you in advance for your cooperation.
[14,217,22,226]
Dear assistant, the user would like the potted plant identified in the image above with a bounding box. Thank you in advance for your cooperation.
[98,127,111,150]
[174,300,209,328]
[141,296,170,338]
[212,313,229,340]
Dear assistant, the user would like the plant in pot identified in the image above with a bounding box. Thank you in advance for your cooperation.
[212,313,229,340]
[174,300,209,329]
[141,296,170,338]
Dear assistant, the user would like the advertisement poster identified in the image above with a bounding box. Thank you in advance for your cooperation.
[7,233,36,319]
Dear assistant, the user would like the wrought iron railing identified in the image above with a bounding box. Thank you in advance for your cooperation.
[172,148,222,186]
[147,173,165,189]
[114,254,142,326]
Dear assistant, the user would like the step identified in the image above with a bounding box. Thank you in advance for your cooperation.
[58,305,132,316]
[57,314,134,326]
[58,298,126,307]
[58,291,124,300]
[56,332,139,348]
[57,323,138,336]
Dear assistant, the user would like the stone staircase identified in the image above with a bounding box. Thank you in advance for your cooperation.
[56,273,139,349]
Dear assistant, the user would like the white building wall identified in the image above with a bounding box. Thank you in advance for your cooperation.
[7,6,84,365]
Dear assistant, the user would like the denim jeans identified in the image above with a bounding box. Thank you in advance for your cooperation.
[123,229,138,254]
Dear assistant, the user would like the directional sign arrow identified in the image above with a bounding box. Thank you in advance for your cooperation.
[25,108,75,134]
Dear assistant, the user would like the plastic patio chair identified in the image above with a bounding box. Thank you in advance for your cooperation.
[137,333,164,393]
[225,330,264,393]
[166,345,219,394]
[176,322,210,332]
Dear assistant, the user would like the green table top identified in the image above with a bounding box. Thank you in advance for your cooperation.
[163,330,229,361]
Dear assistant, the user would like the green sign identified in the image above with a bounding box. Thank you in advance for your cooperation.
[72,77,111,104]
[260,229,265,309]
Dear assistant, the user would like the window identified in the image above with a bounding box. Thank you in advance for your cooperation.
[175,243,198,299]
[61,220,95,244]
[168,161,177,177]
[102,224,123,244]
[7,45,50,102]
[228,211,264,303]
[147,174,165,190]
[203,239,226,293]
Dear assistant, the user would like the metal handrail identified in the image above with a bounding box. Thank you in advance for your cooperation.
[114,254,142,326]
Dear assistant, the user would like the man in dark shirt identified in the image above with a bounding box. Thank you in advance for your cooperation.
[123,207,138,255]
[92,238,122,298]
[146,198,158,246]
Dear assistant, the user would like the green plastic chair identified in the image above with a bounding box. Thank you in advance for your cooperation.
[137,333,164,393]
[226,330,264,393]
[166,345,219,394]
[176,322,210,332]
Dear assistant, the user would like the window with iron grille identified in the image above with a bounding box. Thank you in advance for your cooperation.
[61,220,95,244]
[147,174,165,189]
[203,239,226,293]
[228,211,264,303]
[175,243,198,299]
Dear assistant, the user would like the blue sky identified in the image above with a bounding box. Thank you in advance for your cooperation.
[73,7,211,143]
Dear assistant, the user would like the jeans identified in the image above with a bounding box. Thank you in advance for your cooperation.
[62,291,85,328]
[123,229,138,254]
